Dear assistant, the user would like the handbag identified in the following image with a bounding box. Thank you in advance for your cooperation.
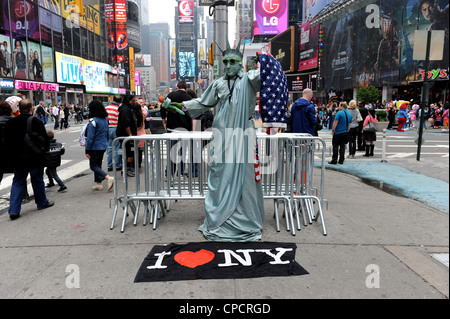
[363,120,377,132]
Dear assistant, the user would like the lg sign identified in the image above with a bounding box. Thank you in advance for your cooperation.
[262,0,280,26]
[262,0,280,14]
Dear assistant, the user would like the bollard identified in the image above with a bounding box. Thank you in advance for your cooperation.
[381,129,387,163]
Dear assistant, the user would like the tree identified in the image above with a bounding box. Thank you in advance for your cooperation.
[357,86,381,104]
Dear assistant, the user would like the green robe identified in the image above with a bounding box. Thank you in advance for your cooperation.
[183,69,264,242]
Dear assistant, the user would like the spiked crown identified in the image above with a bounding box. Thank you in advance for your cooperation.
[216,38,246,59]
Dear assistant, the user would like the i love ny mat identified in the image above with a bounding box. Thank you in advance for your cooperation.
[134,242,308,282]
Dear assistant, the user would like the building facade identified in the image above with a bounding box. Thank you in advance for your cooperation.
[0,0,141,105]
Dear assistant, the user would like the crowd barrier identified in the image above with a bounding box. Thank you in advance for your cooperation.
[109,132,327,236]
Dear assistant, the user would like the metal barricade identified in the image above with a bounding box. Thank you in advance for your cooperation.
[110,132,327,236]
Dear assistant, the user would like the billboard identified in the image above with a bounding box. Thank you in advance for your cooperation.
[178,51,196,79]
[55,51,84,85]
[135,54,151,67]
[321,0,449,90]
[253,0,288,36]
[270,26,296,72]
[303,0,334,21]
[84,59,112,93]
[178,0,194,23]
[298,21,319,71]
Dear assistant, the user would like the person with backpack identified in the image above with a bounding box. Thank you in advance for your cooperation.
[84,100,114,192]
[4,99,54,220]
[45,130,67,193]
[0,101,14,184]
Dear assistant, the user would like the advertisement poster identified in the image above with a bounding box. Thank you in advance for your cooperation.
[28,41,43,81]
[178,0,194,23]
[253,0,288,36]
[0,34,13,77]
[41,44,53,82]
[84,60,112,93]
[55,51,84,85]
[52,12,63,47]
[298,21,319,71]
[1,0,10,32]
[321,0,449,91]
[197,38,206,66]
[169,39,176,68]
[178,51,195,79]
[39,6,52,43]
[135,54,151,67]
[9,0,40,39]
[38,0,61,15]
[12,36,27,79]
[115,0,127,50]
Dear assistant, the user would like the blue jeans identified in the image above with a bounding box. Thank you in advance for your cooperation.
[46,167,65,188]
[107,127,122,169]
[9,167,49,217]
[88,150,107,183]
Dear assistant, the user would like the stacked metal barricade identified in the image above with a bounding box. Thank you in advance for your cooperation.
[110,132,327,236]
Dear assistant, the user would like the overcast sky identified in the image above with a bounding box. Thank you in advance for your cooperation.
[147,0,236,42]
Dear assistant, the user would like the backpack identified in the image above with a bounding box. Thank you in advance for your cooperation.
[79,118,96,147]
[24,116,47,161]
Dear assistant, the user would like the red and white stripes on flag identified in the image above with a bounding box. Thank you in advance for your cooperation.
[255,144,261,183]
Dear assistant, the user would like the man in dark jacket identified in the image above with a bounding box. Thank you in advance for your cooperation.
[5,99,54,220]
[291,88,317,135]
[116,95,138,177]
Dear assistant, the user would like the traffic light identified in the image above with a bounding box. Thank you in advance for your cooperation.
[319,26,324,57]
[69,0,85,17]
[209,42,214,66]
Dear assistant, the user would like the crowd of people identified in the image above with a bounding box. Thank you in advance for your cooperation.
[1,88,448,221]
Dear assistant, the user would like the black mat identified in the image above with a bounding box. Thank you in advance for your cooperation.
[135,242,308,282]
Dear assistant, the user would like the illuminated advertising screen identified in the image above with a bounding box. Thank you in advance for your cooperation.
[178,0,194,23]
[298,21,319,71]
[55,51,84,85]
[84,59,112,93]
[253,0,288,36]
[178,52,195,79]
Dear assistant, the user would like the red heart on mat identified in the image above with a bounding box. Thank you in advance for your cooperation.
[174,250,215,269]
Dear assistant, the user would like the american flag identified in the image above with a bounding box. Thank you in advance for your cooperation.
[259,53,289,128]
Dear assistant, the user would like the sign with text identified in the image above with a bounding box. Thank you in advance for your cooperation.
[135,242,308,282]
[253,0,288,36]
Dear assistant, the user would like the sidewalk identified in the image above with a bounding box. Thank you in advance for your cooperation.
[0,154,448,299]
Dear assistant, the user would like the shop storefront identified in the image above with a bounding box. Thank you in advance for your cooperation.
[14,80,59,105]
[0,78,15,99]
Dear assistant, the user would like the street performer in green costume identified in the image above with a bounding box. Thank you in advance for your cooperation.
[162,40,265,242]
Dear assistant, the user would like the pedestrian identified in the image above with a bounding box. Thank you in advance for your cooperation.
[357,102,368,151]
[397,103,408,132]
[34,101,47,124]
[85,100,114,192]
[116,95,138,177]
[105,95,122,172]
[347,100,361,159]
[442,102,449,132]
[329,101,352,165]
[134,98,147,170]
[362,108,378,157]
[5,96,21,117]
[0,101,14,184]
[386,103,396,130]
[44,130,67,192]
[4,99,54,220]
[161,81,193,177]
[51,104,60,130]
[290,88,317,135]
[410,104,419,129]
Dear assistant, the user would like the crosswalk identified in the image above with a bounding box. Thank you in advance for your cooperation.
[0,159,89,212]
[317,131,449,160]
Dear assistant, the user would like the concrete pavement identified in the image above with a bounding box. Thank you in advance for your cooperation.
[0,137,448,300]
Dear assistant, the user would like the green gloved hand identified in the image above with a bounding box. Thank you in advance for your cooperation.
[161,98,185,115]
[168,102,185,115]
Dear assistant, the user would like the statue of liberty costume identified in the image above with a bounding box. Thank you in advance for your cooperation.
[162,40,264,242]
